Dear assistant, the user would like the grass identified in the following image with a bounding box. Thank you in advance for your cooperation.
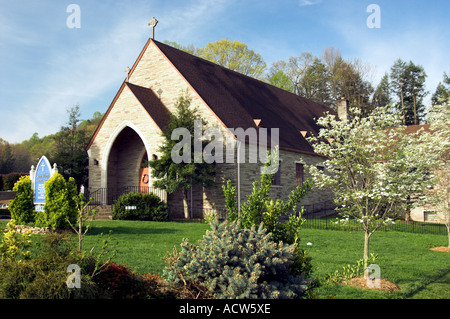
[297,228,450,299]
[1,219,448,299]
[79,220,210,275]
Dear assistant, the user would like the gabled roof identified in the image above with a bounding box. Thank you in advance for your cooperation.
[126,82,171,131]
[87,38,336,155]
[152,40,335,154]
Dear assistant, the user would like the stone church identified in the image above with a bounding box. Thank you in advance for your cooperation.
[86,37,340,219]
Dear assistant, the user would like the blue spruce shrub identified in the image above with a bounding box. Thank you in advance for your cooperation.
[164,219,311,299]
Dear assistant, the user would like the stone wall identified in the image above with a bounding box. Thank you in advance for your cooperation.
[166,143,331,219]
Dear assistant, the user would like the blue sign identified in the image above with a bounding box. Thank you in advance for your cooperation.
[34,156,52,204]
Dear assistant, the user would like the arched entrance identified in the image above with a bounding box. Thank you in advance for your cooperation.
[106,126,148,201]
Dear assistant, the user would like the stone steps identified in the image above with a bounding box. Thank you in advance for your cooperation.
[93,205,113,220]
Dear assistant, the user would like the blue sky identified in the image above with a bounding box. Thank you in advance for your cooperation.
[1,0,449,143]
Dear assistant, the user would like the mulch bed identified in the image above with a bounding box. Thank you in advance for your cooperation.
[430,246,450,252]
[342,277,401,293]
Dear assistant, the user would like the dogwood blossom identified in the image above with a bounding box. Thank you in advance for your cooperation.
[306,105,442,274]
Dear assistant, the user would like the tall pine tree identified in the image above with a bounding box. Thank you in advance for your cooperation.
[390,59,428,125]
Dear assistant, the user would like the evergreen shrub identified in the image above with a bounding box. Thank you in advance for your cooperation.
[9,176,35,224]
[35,173,77,229]
[112,192,168,221]
[164,220,311,299]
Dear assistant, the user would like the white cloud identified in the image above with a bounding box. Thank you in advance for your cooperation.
[299,0,322,7]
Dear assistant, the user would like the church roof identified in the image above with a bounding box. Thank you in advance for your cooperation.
[152,40,334,155]
[87,38,336,155]
[126,82,171,131]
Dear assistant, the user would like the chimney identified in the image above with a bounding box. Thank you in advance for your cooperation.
[337,97,349,122]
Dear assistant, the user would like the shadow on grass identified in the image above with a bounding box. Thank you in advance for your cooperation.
[87,225,180,236]
[401,266,450,299]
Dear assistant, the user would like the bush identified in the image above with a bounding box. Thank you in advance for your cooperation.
[0,233,98,299]
[112,192,168,221]
[35,173,77,229]
[0,219,32,262]
[0,230,167,299]
[164,220,312,299]
[9,176,35,224]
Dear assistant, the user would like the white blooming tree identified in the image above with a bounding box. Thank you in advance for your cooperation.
[421,98,450,247]
[306,106,438,277]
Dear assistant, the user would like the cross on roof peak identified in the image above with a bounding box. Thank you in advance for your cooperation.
[148,17,158,40]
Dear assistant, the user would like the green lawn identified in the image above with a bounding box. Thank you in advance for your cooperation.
[81,220,210,276]
[1,219,448,299]
[298,228,449,299]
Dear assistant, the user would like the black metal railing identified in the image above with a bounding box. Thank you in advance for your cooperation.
[86,186,167,206]
[299,204,447,236]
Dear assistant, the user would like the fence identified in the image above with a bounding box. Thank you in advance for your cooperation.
[83,188,447,236]
[86,186,167,206]
[299,203,447,236]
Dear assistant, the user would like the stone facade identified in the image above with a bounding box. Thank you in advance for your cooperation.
[87,40,333,219]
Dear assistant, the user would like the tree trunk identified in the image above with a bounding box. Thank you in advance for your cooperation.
[405,196,411,222]
[400,88,405,124]
[413,95,417,125]
[447,225,450,249]
[364,230,370,279]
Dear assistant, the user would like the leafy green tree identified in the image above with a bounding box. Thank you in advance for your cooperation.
[165,39,267,80]
[21,132,56,164]
[269,52,316,97]
[198,39,267,79]
[0,140,14,174]
[268,70,295,93]
[269,48,374,114]
[149,92,216,219]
